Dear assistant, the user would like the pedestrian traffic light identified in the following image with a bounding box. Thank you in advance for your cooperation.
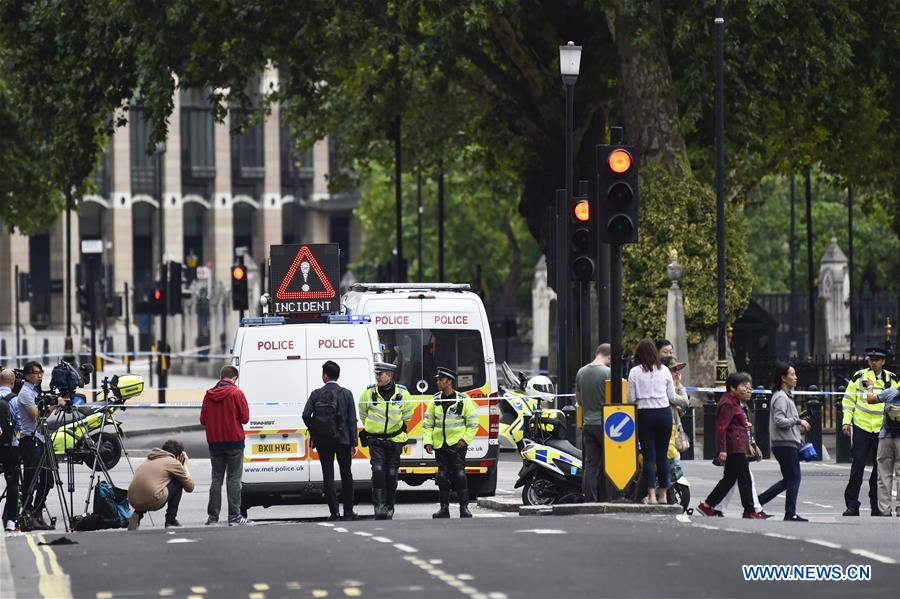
[231,260,249,311]
[596,144,639,244]
[150,283,165,315]
[167,261,183,315]
[569,194,595,281]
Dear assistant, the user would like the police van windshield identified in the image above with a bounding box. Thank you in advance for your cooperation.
[379,329,486,395]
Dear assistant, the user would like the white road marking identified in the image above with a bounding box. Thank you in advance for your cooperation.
[393,543,418,553]
[849,548,899,565]
[764,532,797,541]
[801,501,833,508]
[372,536,393,543]
[514,528,567,535]
[807,539,842,549]
[166,538,198,544]
[318,522,334,527]
[333,527,348,533]
[429,559,444,565]
[723,528,753,534]
[473,513,508,518]
[675,514,691,523]
[488,593,509,599]
[353,531,373,537]
[457,574,474,580]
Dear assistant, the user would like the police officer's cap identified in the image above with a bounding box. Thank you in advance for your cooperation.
[864,346,889,360]
[374,361,397,374]
[434,367,457,381]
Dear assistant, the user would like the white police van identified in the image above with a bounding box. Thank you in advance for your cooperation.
[342,283,500,497]
[231,314,382,512]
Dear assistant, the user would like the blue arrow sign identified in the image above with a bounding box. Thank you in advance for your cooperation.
[604,411,635,442]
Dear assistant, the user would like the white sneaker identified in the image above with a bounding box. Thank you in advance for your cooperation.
[228,516,253,526]
[5,520,16,532]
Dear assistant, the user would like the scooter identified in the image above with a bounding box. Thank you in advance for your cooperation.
[514,408,584,505]
[497,362,555,450]
[49,374,144,470]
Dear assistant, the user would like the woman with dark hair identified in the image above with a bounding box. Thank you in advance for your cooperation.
[627,339,675,504]
[757,362,810,521]
[698,372,765,518]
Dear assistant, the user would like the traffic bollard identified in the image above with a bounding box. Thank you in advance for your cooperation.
[835,386,851,463]
[703,394,717,459]
[681,406,695,460]
[753,387,770,459]
[806,386,823,461]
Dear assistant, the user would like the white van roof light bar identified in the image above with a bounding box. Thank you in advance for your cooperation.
[349,283,471,293]
[240,316,287,326]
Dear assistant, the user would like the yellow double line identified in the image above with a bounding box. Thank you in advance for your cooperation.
[25,533,72,599]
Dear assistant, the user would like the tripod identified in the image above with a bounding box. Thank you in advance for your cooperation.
[19,410,74,532]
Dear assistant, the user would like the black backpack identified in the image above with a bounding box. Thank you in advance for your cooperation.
[0,394,16,445]
[313,386,343,445]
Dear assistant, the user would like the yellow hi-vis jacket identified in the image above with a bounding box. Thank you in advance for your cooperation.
[358,384,414,444]
[842,368,898,434]
[423,391,479,449]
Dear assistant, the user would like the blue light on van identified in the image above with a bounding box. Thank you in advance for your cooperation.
[241,316,286,326]
[327,314,372,324]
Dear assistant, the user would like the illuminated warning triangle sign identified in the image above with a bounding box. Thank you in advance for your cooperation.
[275,245,336,300]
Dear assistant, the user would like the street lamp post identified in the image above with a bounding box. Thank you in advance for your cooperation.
[64,188,75,362]
[558,41,581,401]
[155,142,167,403]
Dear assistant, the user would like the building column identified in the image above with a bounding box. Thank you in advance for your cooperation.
[207,114,234,286]
[164,90,184,263]
[311,138,330,201]
[108,117,134,308]
[49,212,79,331]
[0,224,31,330]
[256,99,283,264]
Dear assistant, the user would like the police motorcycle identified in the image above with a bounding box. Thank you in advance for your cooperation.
[40,363,144,470]
[497,362,556,450]
[515,407,584,505]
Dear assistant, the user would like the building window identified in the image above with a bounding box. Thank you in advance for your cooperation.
[181,88,216,197]
[28,234,51,328]
[280,115,313,198]
[130,107,160,197]
[231,75,265,198]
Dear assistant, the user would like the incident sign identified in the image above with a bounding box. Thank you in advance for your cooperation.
[269,243,340,315]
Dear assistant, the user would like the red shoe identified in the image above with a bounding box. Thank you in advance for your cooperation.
[743,511,766,519]
[697,503,717,517]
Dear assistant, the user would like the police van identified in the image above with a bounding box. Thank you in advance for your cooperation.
[231,314,383,512]
[342,283,500,497]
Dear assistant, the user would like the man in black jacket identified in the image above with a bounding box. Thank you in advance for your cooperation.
[303,361,359,521]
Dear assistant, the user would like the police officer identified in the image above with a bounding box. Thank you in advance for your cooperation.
[358,362,414,520]
[841,347,899,516]
[424,367,479,519]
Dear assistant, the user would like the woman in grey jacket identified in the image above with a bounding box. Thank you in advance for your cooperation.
[758,363,811,521]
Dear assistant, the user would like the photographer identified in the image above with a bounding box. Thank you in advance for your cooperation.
[1,369,20,531]
[17,361,68,530]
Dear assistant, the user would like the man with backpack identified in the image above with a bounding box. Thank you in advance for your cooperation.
[200,365,250,525]
[874,386,900,517]
[303,361,359,521]
[358,362,414,520]
[1,369,21,531]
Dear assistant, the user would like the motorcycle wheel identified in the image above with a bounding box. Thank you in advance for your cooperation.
[522,474,559,506]
[87,433,122,470]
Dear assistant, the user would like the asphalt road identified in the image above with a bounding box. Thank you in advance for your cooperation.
[3,454,899,598]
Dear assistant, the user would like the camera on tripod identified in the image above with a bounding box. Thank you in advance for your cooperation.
[35,361,94,412]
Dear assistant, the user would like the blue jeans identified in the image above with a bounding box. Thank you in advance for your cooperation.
[758,445,802,516]
[637,407,672,489]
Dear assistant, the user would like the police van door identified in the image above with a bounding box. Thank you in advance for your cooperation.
[420,298,491,460]
[304,326,375,483]
[241,328,311,486]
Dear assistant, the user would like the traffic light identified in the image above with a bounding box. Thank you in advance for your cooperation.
[77,285,89,314]
[569,193,595,281]
[596,144,639,244]
[168,261,183,315]
[150,283,165,315]
[231,260,249,311]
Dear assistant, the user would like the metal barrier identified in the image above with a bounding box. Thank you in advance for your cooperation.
[805,386,823,462]
[753,388,770,459]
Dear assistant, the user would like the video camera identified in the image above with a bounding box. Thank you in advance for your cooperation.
[35,361,94,411]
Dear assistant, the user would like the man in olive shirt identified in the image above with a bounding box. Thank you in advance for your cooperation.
[576,344,611,502]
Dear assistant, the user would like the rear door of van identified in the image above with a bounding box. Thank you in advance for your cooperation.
[305,323,377,483]
[239,326,311,487]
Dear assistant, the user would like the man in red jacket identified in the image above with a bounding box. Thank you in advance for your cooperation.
[200,365,250,525]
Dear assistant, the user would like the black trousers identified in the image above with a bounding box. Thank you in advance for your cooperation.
[582,425,603,502]
[435,444,468,504]
[316,442,354,515]
[1,445,20,523]
[844,424,879,511]
[20,436,53,513]
[165,479,183,521]
[706,453,755,512]
[369,439,402,506]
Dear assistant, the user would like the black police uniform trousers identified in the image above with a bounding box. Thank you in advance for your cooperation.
[369,439,402,506]
[1,445,20,523]
[435,444,468,504]
[20,436,53,513]
[844,424,879,511]
[316,441,355,516]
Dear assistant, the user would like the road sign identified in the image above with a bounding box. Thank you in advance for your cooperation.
[603,404,637,491]
[269,243,340,315]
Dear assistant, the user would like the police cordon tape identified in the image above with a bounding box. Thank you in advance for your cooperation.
[0,350,234,361]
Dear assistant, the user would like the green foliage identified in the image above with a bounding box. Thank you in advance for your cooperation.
[745,174,899,296]
[621,161,751,347]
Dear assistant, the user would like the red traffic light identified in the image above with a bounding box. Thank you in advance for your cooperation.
[608,149,632,174]
[152,288,162,301]
[231,266,246,281]
[573,200,590,222]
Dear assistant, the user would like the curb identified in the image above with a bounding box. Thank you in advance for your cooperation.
[519,505,553,516]
[551,502,683,516]
[476,497,522,513]
[124,424,205,438]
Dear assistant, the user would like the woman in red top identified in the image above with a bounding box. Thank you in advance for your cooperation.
[697,372,765,519]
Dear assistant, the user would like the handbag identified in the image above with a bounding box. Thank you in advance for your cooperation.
[675,430,691,452]
[747,438,763,462]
